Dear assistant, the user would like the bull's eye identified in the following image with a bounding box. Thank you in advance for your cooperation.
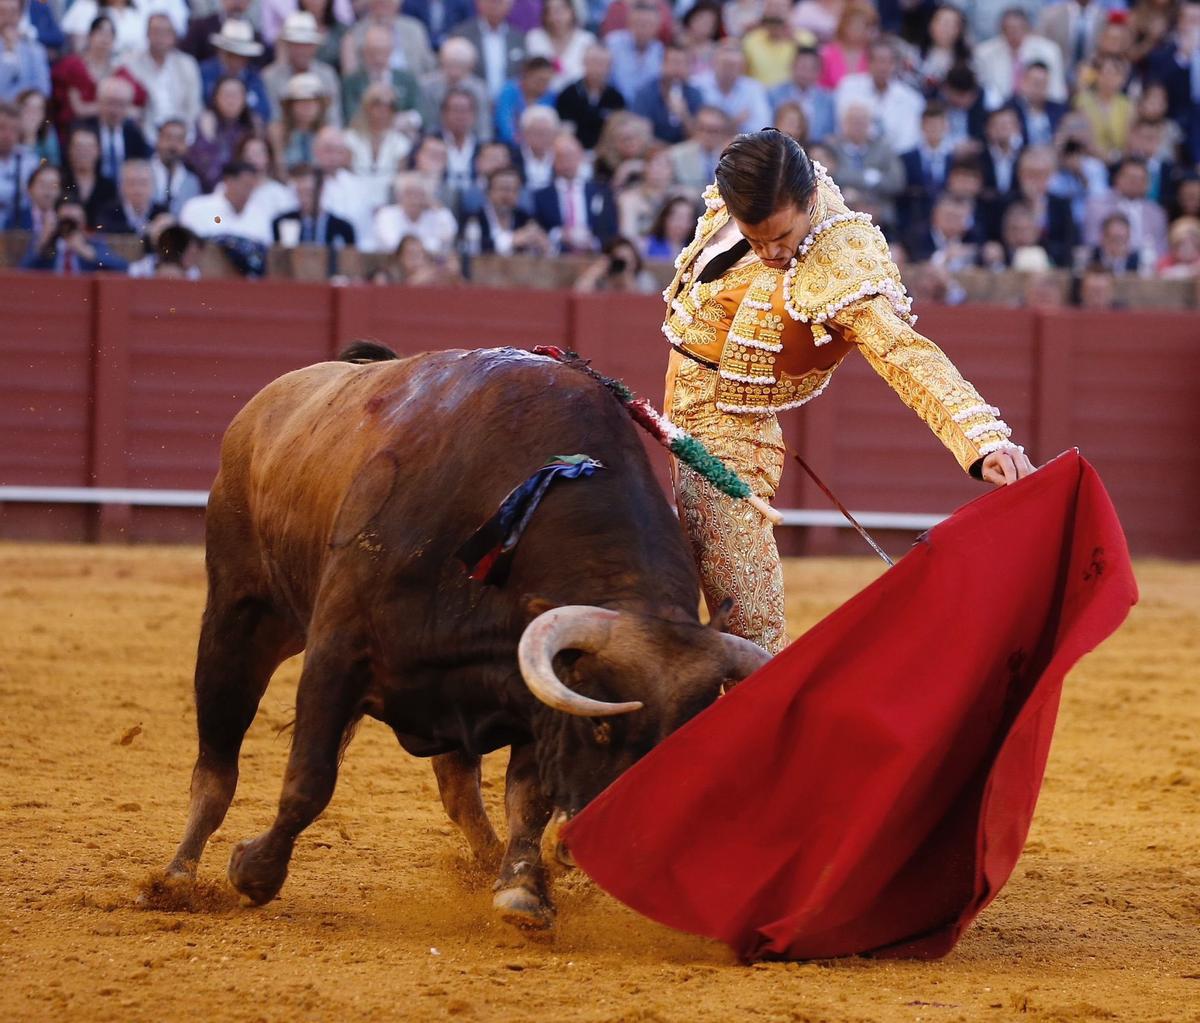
[592,721,612,746]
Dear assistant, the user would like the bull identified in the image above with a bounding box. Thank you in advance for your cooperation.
[162,342,769,927]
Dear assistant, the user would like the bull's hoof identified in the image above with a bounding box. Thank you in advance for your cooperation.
[228,836,288,906]
[493,885,555,930]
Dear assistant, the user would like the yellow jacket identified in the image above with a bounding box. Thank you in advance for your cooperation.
[661,165,1015,473]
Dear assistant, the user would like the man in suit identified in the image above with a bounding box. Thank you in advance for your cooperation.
[555,44,625,151]
[1090,211,1142,274]
[272,164,356,248]
[458,165,550,255]
[1123,118,1174,204]
[979,105,1024,203]
[341,24,422,123]
[449,0,525,102]
[4,161,57,231]
[974,7,1068,107]
[0,101,36,228]
[1037,0,1107,84]
[440,86,482,203]
[1007,61,1067,148]
[531,132,617,253]
[403,0,474,49]
[606,0,664,103]
[1083,157,1169,262]
[827,101,904,231]
[666,105,731,189]
[994,144,1079,266]
[77,76,152,186]
[938,63,989,149]
[905,194,979,267]
[898,102,954,238]
[95,158,168,236]
[632,43,702,146]
[149,118,201,216]
[1146,2,1200,155]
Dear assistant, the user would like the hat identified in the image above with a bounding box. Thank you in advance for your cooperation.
[283,71,327,101]
[209,19,264,57]
[1012,246,1052,273]
[279,11,325,45]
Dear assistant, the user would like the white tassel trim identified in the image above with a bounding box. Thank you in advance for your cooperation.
[727,330,782,352]
[965,419,1011,441]
[978,439,1026,457]
[719,369,776,386]
[952,403,1001,423]
[743,298,772,311]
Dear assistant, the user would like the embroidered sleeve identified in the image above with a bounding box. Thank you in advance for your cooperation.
[832,296,1015,474]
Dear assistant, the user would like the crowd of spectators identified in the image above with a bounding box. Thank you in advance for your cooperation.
[1,0,1199,297]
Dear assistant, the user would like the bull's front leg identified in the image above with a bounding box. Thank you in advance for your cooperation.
[492,742,554,929]
[432,750,503,871]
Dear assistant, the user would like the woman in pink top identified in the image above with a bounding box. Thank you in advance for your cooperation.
[818,1,877,88]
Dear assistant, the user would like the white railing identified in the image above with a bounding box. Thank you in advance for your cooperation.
[0,485,946,531]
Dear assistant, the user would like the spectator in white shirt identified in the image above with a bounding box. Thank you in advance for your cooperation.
[516,103,559,192]
[834,38,925,156]
[180,159,274,244]
[974,7,1068,107]
[346,81,413,209]
[122,13,202,141]
[312,123,377,248]
[374,170,459,255]
[64,0,191,57]
[692,39,771,134]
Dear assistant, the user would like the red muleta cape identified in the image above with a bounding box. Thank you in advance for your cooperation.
[562,450,1137,961]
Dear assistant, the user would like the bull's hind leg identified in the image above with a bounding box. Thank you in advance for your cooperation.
[432,751,503,870]
[493,743,555,929]
[166,596,299,879]
[227,635,369,905]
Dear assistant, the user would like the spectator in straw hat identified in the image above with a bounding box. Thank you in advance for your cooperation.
[263,11,341,124]
[183,0,267,66]
[199,19,271,123]
[267,71,328,175]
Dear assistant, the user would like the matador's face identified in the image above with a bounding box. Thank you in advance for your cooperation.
[732,200,816,270]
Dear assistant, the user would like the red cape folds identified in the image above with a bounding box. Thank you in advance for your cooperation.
[562,450,1137,962]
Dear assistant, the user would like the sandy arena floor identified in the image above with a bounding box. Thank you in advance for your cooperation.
[0,544,1196,1022]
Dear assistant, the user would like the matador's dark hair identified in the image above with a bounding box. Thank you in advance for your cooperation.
[714,128,818,225]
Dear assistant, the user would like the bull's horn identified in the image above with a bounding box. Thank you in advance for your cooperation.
[719,633,774,679]
[517,606,644,717]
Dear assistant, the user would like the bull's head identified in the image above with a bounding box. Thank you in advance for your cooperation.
[518,604,772,826]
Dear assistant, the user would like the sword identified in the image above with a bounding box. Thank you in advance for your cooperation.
[792,454,895,568]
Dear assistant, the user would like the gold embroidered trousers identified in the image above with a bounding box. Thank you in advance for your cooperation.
[665,351,788,655]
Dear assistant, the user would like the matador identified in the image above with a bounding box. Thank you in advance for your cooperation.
[662,130,1035,654]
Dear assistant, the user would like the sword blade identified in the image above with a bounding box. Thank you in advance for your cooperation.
[792,454,895,567]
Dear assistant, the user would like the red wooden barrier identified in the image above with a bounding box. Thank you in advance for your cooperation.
[0,271,1195,557]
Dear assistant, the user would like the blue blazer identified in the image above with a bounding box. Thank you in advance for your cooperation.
[403,0,475,46]
[530,180,618,246]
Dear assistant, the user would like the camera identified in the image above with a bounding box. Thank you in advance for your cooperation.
[56,216,81,239]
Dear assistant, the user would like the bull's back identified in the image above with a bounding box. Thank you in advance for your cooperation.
[210,348,687,621]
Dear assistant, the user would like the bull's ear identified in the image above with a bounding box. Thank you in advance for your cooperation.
[707,598,735,633]
[521,594,559,623]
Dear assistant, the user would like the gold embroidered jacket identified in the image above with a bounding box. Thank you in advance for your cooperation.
[661,167,1014,473]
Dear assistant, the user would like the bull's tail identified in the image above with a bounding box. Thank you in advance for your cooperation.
[339,340,399,363]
